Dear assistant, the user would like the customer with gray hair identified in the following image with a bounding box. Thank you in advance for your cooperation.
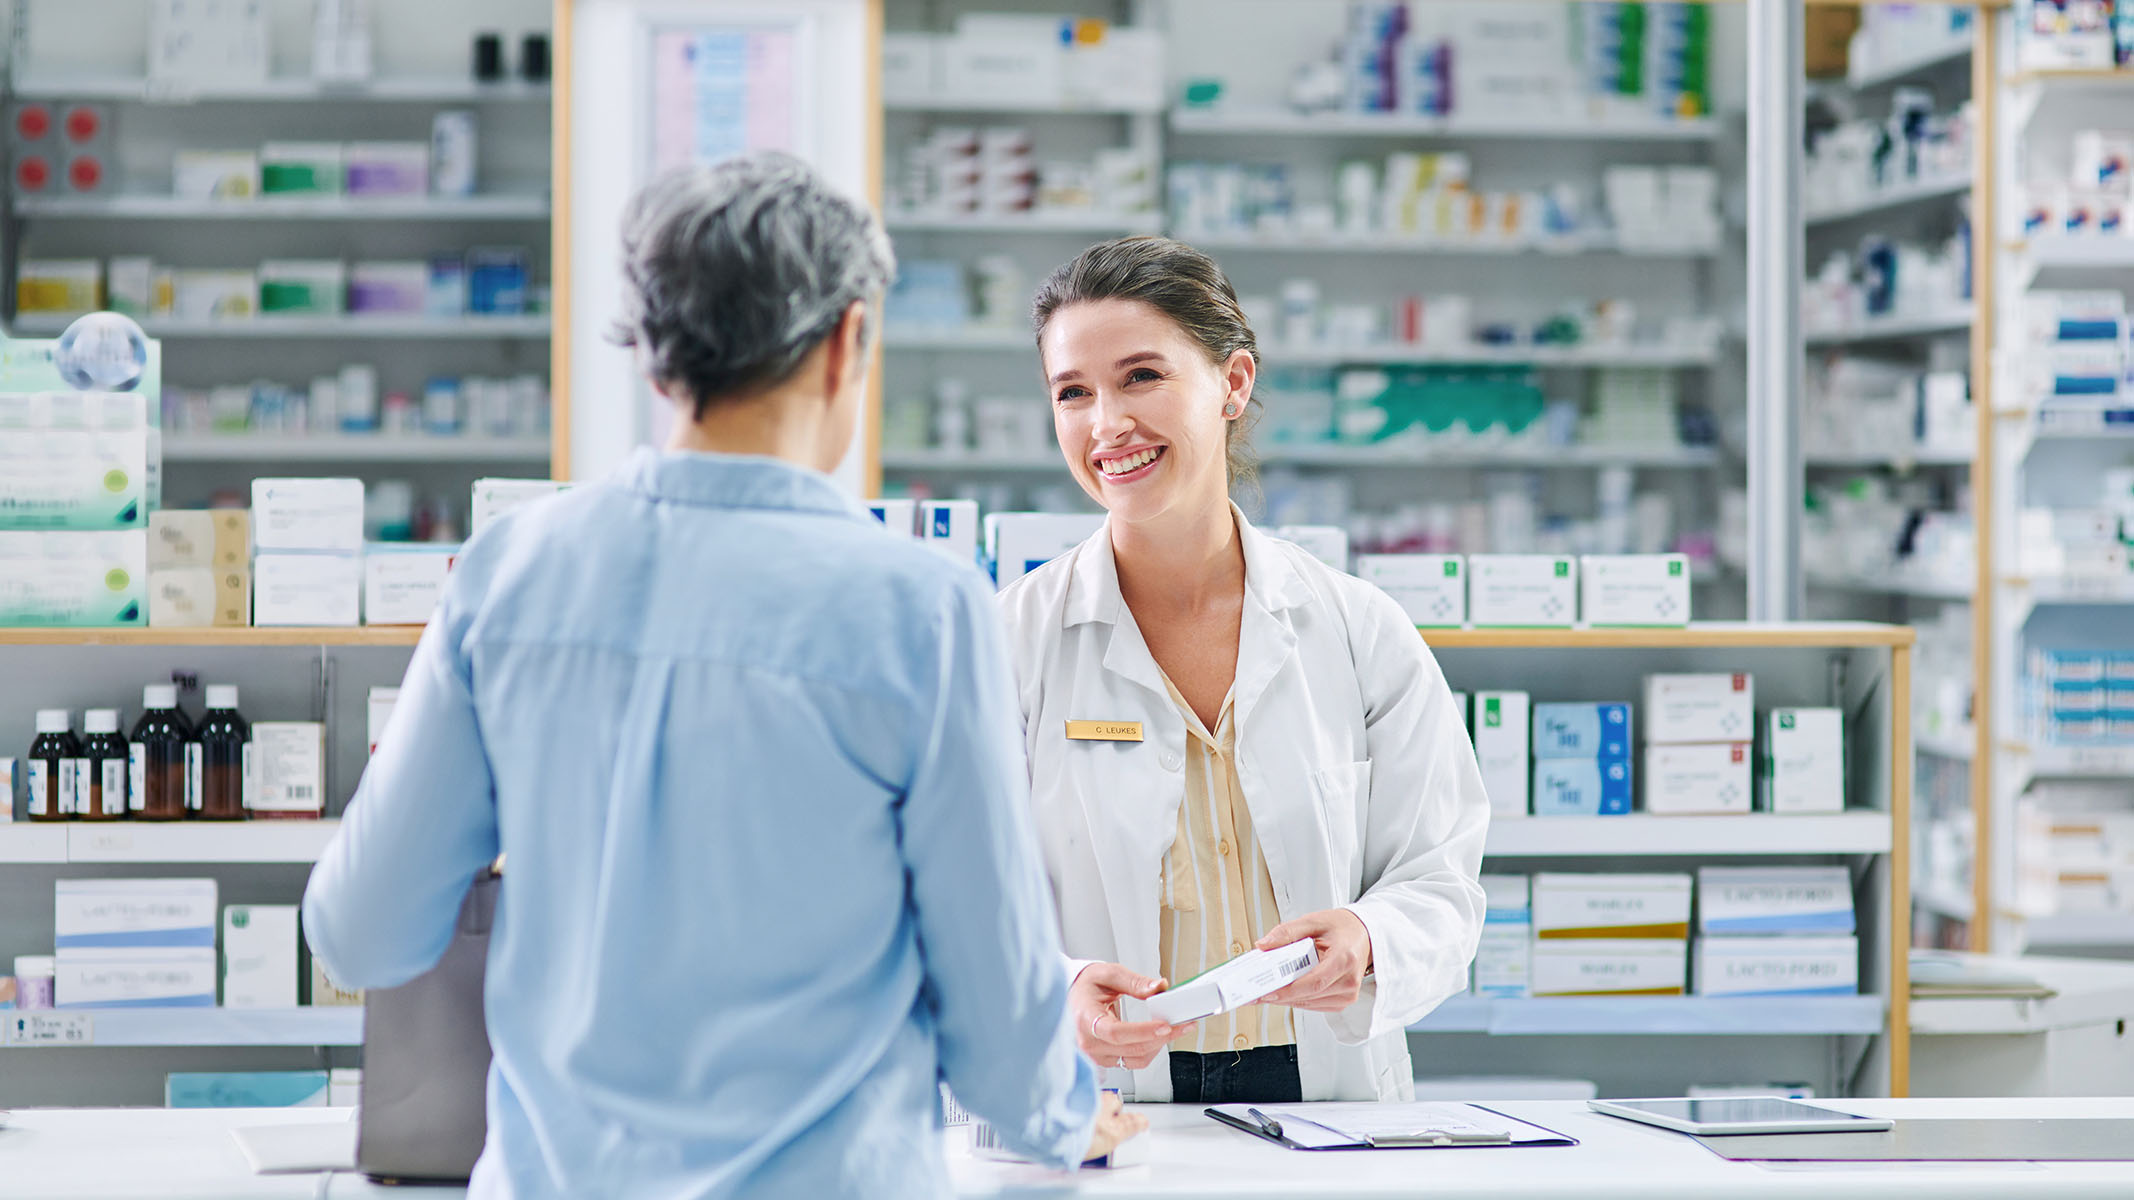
[305,151,1139,1199]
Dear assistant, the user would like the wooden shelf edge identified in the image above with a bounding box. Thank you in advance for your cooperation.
[1419,622,1916,649]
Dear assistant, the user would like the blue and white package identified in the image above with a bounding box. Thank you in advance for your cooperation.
[1694,937,1858,998]
[1532,758,1632,817]
[1533,702,1632,761]
[1695,866,1855,936]
[1473,874,1530,999]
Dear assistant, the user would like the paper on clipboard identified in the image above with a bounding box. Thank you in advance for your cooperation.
[1210,1102,1578,1150]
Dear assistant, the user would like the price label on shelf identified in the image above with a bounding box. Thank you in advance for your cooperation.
[6,1013,94,1047]
[2065,747,2134,776]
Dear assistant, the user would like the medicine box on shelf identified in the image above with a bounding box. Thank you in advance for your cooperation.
[1763,708,1845,813]
[1580,554,1691,626]
[1693,936,1858,998]
[1533,702,1632,761]
[1532,873,1692,940]
[1533,758,1632,817]
[1530,938,1687,997]
[1474,874,1531,999]
[1356,554,1465,627]
[1468,555,1577,627]
[1473,691,1531,819]
[1697,867,1855,937]
[1643,672,1754,744]
[1644,742,1753,814]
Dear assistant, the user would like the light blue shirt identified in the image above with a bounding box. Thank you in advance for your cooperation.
[304,449,1097,1199]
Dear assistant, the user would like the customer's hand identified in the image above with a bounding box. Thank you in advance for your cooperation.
[1082,1090,1148,1164]
[1257,908,1373,1013]
[1070,962,1197,1070]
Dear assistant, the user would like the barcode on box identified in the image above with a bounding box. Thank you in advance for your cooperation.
[1280,949,1314,974]
[285,786,314,800]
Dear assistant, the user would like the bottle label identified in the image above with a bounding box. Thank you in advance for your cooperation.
[129,744,147,812]
[241,742,255,811]
[186,744,203,812]
[27,760,49,817]
[66,758,88,816]
[101,759,125,817]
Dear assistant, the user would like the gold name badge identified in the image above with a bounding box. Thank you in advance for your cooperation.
[1066,720,1144,743]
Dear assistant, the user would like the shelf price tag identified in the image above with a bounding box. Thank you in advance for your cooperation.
[7,1013,94,1047]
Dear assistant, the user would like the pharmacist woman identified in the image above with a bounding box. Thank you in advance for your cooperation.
[999,236,1489,1105]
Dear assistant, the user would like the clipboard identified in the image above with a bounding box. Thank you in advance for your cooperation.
[1208,1103,1578,1151]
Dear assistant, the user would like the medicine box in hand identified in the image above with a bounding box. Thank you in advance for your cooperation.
[1468,555,1577,627]
[1473,692,1531,819]
[1643,672,1753,744]
[1533,758,1632,817]
[1356,554,1465,627]
[1762,708,1845,813]
[1143,938,1318,1026]
[1643,742,1752,814]
[1533,702,1632,761]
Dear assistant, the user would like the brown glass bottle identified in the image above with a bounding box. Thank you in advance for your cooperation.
[130,685,191,822]
[196,685,249,821]
[26,709,79,822]
[80,709,128,822]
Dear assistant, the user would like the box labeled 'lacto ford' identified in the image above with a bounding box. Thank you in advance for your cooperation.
[1693,936,1858,998]
[1531,873,1692,940]
[1530,939,1687,997]
[1696,867,1855,936]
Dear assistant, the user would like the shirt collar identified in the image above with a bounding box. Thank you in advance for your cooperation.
[617,447,868,519]
[1062,501,1314,629]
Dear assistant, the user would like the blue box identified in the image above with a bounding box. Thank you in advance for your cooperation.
[1532,758,1633,816]
[166,1070,329,1108]
[1532,702,1632,761]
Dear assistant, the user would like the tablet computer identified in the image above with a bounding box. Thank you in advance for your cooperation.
[1588,1098,1894,1136]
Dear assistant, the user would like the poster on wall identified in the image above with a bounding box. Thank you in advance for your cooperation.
[637,20,814,448]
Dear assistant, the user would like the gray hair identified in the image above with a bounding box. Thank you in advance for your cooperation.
[613,152,895,416]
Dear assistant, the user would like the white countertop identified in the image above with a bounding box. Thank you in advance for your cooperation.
[7,1099,2134,1199]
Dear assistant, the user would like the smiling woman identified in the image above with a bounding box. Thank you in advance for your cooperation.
[999,237,1490,1108]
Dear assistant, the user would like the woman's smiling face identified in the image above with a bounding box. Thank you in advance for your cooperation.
[1039,298,1252,526]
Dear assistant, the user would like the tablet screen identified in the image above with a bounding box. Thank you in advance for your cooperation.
[1608,1099,1875,1127]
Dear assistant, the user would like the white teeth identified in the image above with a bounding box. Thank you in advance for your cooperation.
[1100,448,1159,476]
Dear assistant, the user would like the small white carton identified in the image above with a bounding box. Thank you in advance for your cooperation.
[1475,874,1531,998]
[362,544,456,625]
[1694,936,1858,998]
[1696,867,1855,937]
[1643,672,1755,744]
[1272,525,1349,573]
[1532,872,1692,940]
[148,567,218,628]
[1764,707,1845,813]
[986,512,1105,588]
[1530,938,1687,997]
[56,947,218,1008]
[470,478,572,534]
[244,722,324,818]
[1580,554,1691,626]
[1473,691,1531,819]
[221,904,299,1008]
[0,531,149,627]
[55,878,218,949]
[367,687,400,757]
[1468,554,1577,627]
[866,498,919,538]
[1643,742,1753,814]
[1143,938,1318,1026]
[919,499,981,568]
[1355,554,1466,627]
[251,478,365,552]
[253,553,360,626]
[173,149,259,201]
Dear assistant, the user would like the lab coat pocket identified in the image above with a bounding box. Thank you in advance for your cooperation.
[1309,760,1372,887]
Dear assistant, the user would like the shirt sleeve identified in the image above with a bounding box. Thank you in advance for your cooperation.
[302,583,502,991]
[1332,585,1489,1044]
[902,571,1097,1170]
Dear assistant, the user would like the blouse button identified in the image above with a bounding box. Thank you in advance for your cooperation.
[1233,1035,1250,1050]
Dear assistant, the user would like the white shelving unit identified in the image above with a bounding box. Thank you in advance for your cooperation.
[1804,570,1975,603]
[1805,173,1971,226]
[1183,230,1718,258]
[8,314,551,339]
[1483,813,1891,859]
[1167,107,1719,142]
[14,194,551,220]
[3,1008,362,1049]
[1410,995,1885,1037]
[1804,446,1974,469]
[880,443,1720,474]
[9,73,550,104]
[883,210,1161,235]
[162,434,550,464]
[1803,309,1975,346]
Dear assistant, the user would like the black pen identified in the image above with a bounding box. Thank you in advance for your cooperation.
[1245,1107,1283,1142]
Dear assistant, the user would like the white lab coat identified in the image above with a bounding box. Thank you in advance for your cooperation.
[998,507,1489,1102]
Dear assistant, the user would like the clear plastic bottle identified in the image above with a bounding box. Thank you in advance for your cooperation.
[196,685,249,822]
[26,709,80,823]
[130,685,192,822]
[81,709,129,822]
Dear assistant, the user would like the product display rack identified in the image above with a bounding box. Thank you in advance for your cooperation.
[2,1008,363,1050]
[1412,621,1915,1096]
[161,434,551,464]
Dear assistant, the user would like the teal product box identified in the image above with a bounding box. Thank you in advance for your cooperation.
[0,531,148,626]
[0,391,151,530]
[166,1070,330,1109]
[1532,758,1633,817]
[1532,702,1632,761]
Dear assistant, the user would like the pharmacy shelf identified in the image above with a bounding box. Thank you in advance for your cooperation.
[10,73,550,103]
[2015,744,2134,780]
[880,450,1062,472]
[1805,570,1974,602]
[1418,622,1913,651]
[1484,813,1891,858]
[1843,41,1972,91]
[2021,912,2134,949]
[2030,406,2134,436]
[1803,309,1975,346]
[2006,68,2134,89]
[1263,443,1722,469]
[1804,446,1974,468]
[1409,995,1886,1037]
[2,1008,362,1048]
[1186,230,1718,259]
[162,434,550,464]
[0,825,70,864]
[883,326,1032,351]
[883,210,1162,235]
[1915,728,1976,762]
[887,96,1160,115]
[1258,341,1721,368]
[14,194,551,220]
[2019,236,2134,270]
[8,314,550,340]
[1167,107,1720,142]
[1913,881,1977,923]
[1804,173,1971,226]
[0,627,422,648]
[66,820,340,864]
[2006,575,2134,605]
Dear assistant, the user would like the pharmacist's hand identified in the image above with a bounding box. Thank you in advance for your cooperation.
[1082,1091,1147,1165]
[1071,962,1197,1069]
[1257,908,1373,1013]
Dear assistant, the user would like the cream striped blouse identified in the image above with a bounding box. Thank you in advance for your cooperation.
[1157,673,1296,1055]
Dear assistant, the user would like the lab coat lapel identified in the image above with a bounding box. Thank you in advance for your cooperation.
[1229,510,1307,734]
